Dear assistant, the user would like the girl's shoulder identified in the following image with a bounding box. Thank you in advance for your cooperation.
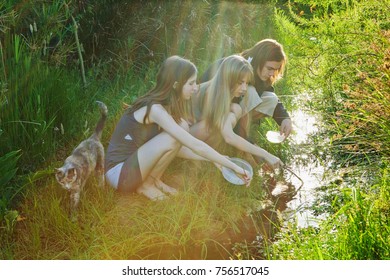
[149,104,171,119]
[150,103,166,112]
[133,104,167,124]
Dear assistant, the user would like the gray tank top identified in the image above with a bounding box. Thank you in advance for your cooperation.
[105,109,159,171]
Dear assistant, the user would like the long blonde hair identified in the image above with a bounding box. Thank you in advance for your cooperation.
[202,55,253,131]
[241,39,286,87]
[129,55,197,123]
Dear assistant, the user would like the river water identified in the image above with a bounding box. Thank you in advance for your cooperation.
[283,107,325,227]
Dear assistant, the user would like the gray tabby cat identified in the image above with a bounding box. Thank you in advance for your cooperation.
[55,101,107,219]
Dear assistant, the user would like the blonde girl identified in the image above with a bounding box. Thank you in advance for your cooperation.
[201,39,292,140]
[191,55,283,169]
[105,56,251,200]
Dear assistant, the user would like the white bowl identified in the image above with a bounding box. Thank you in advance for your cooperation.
[266,131,285,143]
[221,157,253,185]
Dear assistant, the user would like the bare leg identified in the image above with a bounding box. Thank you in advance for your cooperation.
[189,120,226,148]
[136,180,166,201]
[142,144,179,196]
[147,121,192,195]
[235,111,266,139]
[154,178,178,195]
[189,120,210,141]
[135,123,188,200]
[235,113,250,139]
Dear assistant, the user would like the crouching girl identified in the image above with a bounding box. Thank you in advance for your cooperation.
[105,56,251,200]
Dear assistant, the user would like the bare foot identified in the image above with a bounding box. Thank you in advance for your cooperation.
[136,184,167,201]
[154,179,178,195]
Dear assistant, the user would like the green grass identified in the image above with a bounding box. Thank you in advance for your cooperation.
[8,158,273,260]
[270,167,390,260]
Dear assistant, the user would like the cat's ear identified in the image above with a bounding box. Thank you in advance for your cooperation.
[55,168,64,179]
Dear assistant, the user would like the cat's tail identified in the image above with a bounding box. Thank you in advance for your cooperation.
[92,101,108,140]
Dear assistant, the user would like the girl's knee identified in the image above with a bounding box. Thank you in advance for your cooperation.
[162,132,182,151]
[158,119,188,151]
[231,103,243,118]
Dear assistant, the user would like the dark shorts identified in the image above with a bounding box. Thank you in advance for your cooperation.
[105,151,142,193]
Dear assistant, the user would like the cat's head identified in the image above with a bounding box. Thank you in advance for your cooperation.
[55,166,78,190]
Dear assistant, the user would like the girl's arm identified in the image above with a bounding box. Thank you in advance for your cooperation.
[149,104,251,182]
[177,146,208,161]
[221,104,283,169]
[177,146,226,172]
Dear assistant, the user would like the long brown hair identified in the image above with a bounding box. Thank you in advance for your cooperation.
[202,55,253,131]
[129,55,197,123]
[241,39,286,87]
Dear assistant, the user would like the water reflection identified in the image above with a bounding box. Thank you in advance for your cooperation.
[284,107,325,227]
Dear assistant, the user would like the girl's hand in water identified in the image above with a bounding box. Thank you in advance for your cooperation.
[265,154,284,170]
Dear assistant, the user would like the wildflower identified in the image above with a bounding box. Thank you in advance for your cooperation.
[247,56,253,63]
[347,125,356,133]
[384,49,390,60]
[344,144,358,151]
[371,142,382,151]
[332,134,343,141]
[342,84,350,93]
[344,101,357,110]
[382,61,390,71]
[357,71,368,80]
[382,30,390,38]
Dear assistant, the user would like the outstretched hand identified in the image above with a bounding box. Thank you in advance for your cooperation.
[280,118,293,138]
[265,154,284,170]
[216,156,252,187]
[236,168,252,187]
